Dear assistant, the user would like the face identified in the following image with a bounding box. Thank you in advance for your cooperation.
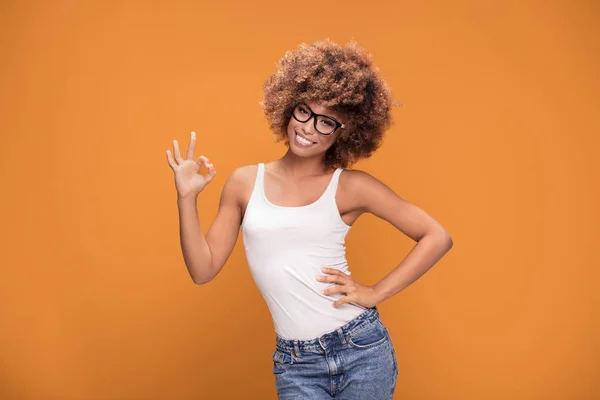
[286,100,344,158]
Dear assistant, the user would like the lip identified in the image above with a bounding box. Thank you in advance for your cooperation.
[295,132,317,146]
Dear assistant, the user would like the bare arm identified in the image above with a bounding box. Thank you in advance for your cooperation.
[343,170,453,302]
[166,132,245,285]
[176,168,246,285]
[203,168,247,282]
[176,195,214,284]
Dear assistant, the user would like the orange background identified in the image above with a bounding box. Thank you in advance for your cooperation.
[1,1,598,399]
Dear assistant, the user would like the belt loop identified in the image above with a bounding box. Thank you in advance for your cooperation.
[318,336,326,351]
[293,340,301,358]
[337,327,347,346]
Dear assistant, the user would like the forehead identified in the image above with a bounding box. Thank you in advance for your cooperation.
[304,101,343,119]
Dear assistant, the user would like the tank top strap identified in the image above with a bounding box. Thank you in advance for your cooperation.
[256,163,265,192]
[324,167,344,199]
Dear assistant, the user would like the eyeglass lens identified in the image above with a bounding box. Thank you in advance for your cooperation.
[293,104,337,135]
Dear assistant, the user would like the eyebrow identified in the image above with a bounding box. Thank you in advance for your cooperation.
[302,103,342,122]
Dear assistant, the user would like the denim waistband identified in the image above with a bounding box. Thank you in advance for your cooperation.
[275,306,381,354]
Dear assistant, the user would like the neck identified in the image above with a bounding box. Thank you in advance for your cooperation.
[275,149,333,177]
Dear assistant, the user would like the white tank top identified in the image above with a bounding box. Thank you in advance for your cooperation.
[241,163,366,340]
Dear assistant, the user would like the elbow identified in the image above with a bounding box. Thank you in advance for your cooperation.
[187,259,215,285]
[444,230,454,247]
[192,277,205,285]
[442,231,453,250]
[190,270,215,285]
[192,276,212,285]
[425,228,453,250]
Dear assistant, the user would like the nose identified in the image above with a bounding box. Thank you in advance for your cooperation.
[301,115,317,136]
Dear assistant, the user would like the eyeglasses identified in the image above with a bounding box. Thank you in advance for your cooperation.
[291,103,345,135]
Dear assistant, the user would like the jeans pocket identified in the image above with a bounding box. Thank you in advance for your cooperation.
[272,349,292,375]
[347,319,389,349]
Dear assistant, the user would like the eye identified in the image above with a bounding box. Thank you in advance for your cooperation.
[320,119,334,127]
[298,106,309,115]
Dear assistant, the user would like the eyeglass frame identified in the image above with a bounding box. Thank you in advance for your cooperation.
[290,103,345,136]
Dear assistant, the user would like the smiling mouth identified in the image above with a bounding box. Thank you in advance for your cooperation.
[295,132,316,145]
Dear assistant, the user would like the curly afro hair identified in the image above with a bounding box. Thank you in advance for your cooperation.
[260,39,397,169]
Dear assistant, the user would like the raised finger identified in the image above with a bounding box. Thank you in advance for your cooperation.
[172,140,184,163]
[165,150,177,170]
[186,131,196,160]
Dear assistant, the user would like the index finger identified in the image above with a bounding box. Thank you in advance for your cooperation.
[186,131,196,160]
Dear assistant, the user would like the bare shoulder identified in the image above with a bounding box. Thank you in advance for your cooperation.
[220,164,259,209]
[338,168,392,209]
[338,168,379,189]
[225,164,258,186]
[339,168,447,241]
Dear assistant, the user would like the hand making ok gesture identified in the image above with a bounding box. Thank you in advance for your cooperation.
[165,131,216,199]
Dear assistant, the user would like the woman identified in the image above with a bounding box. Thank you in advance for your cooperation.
[166,39,453,399]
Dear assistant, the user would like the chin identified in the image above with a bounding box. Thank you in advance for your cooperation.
[289,143,314,156]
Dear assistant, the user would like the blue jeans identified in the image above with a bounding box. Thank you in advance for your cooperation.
[272,306,398,399]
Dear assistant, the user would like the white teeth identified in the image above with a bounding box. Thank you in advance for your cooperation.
[296,133,313,145]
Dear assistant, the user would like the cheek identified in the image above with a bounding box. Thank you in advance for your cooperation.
[286,120,297,135]
[287,116,297,128]
[321,135,337,148]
